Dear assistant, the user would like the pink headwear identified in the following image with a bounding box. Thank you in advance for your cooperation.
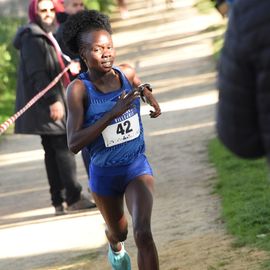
[28,0,39,23]
[53,0,64,13]
[28,0,56,23]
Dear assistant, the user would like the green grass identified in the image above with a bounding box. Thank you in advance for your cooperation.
[201,23,226,60]
[0,90,15,135]
[84,0,115,13]
[0,87,15,123]
[194,0,227,60]
[213,33,225,60]
[194,0,215,14]
[202,0,270,266]
[208,138,270,252]
[0,16,25,135]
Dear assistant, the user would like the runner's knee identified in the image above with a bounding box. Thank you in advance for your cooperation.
[113,229,128,242]
[133,226,153,249]
[107,227,128,243]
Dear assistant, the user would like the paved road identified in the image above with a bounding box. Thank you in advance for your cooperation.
[0,0,223,269]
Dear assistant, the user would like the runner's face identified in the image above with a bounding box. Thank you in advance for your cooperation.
[64,0,84,15]
[37,0,55,25]
[81,30,115,73]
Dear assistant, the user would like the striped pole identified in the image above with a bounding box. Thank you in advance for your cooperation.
[0,64,71,135]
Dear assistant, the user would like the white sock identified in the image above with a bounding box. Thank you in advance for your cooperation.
[110,242,125,256]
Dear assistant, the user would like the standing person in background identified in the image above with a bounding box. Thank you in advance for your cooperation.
[53,0,65,13]
[63,9,161,270]
[55,0,96,207]
[13,0,94,215]
[55,0,84,68]
[217,0,269,160]
[116,0,129,19]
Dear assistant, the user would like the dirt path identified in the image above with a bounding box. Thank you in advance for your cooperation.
[0,0,268,269]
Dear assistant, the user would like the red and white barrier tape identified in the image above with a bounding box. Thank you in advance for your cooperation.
[0,64,71,135]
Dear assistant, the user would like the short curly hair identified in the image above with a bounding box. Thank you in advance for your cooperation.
[63,10,112,54]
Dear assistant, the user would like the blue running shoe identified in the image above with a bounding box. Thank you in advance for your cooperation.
[108,242,131,270]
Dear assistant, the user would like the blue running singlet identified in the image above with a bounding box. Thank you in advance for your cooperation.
[79,66,145,167]
[78,66,153,195]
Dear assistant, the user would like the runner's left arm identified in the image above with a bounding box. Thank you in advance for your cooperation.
[120,63,161,118]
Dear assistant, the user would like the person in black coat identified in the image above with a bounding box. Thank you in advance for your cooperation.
[14,0,94,214]
[55,0,94,187]
[55,0,86,81]
[217,0,269,159]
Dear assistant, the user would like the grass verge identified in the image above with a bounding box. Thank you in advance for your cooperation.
[195,0,227,60]
[0,16,26,135]
[203,1,270,266]
[208,138,270,267]
[194,0,215,14]
[0,90,15,135]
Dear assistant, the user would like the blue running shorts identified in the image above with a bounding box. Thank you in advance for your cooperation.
[89,154,153,196]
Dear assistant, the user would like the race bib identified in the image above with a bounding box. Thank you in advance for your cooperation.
[102,109,140,147]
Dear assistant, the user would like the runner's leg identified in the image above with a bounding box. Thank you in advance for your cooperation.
[125,175,159,270]
[92,193,128,250]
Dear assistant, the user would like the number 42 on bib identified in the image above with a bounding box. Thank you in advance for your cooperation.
[102,111,140,147]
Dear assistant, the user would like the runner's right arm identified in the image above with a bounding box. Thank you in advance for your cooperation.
[66,79,139,153]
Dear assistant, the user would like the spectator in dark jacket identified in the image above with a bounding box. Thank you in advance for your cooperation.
[217,0,269,159]
[55,0,94,190]
[13,0,94,215]
[55,0,85,79]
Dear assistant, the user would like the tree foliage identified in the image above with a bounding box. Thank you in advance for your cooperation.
[0,17,26,123]
[0,17,25,95]
[84,0,115,13]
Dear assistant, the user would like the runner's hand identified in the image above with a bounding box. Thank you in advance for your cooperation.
[143,89,161,118]
[110,90,140,119]
[69,61,81,76]
[49,101,64,121]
